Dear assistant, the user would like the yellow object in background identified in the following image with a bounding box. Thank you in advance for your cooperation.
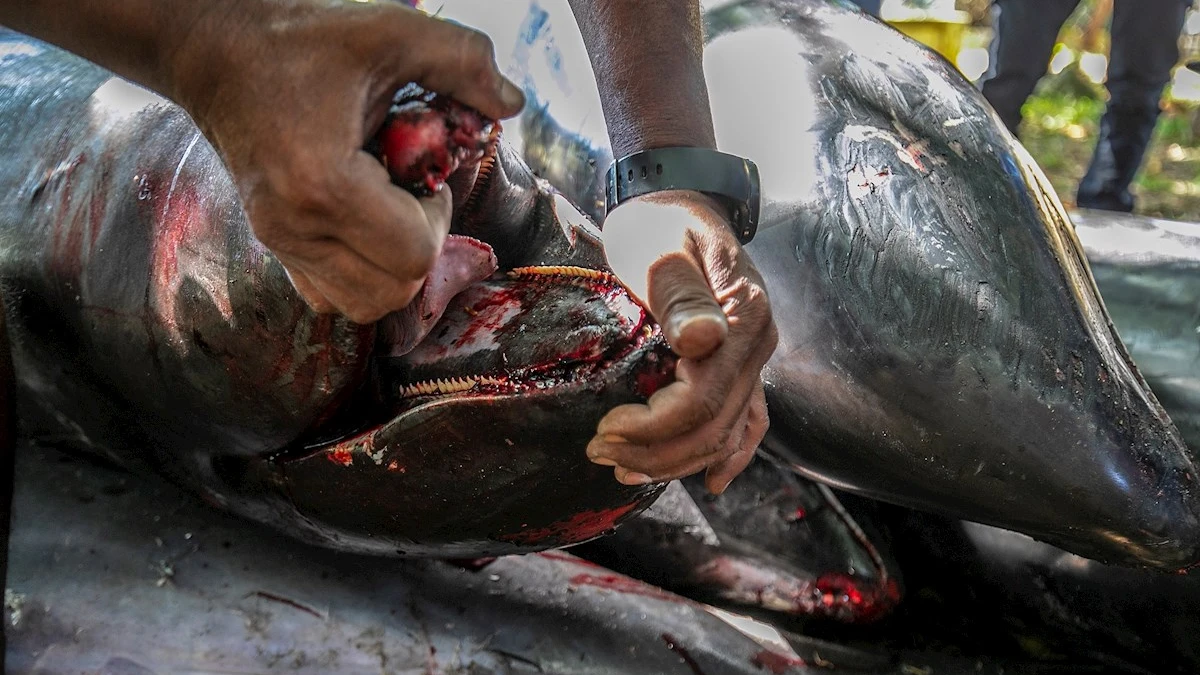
[880,0,971,66]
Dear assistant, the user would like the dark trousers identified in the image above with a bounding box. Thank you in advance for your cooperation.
[979,0,1188,212]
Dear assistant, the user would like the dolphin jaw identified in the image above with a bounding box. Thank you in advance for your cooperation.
[386,264,675,409]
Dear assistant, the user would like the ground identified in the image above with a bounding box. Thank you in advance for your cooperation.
[1018,78,1200,220]
[944,0,1200,221]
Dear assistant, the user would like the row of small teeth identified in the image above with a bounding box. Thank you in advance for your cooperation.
[400,376,505,398]
[507,266,616,284]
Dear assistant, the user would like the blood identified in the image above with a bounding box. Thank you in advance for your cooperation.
[446,557,497,571]
[534,551,605,568]
[751,650,807,674]
[567,573,681,603]
[452,285,527,350]
[814,573,902,623]
[370,87,496,196]
[326,447,354,467]
[498,500,640,546]
[661,633,707,675]
[47,154,87,279]
[634,347,677,398]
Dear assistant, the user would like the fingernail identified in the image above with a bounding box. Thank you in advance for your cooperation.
[499,78,525,113]
[711,476,734,495]
[588,454,618,467]
[667,307,728,356]
[619,472,654,486]
[599,433,628,444]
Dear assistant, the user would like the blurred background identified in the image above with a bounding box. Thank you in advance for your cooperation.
[887,0,1200,220]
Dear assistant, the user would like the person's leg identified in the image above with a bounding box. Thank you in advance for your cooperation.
[1076,0,1188,212]
[979,0,1081,135]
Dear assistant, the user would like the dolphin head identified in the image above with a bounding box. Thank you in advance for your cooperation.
[237,137,676,557]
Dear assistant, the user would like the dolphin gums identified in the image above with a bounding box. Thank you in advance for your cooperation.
[465,0,1200,569]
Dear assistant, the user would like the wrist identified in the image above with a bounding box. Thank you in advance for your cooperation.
[627,190,731,231]
[160,0,260,120]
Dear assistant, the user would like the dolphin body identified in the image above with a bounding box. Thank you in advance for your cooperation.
[0,29,679,557]
[455,0,1200,569]
[1,0,1198,573]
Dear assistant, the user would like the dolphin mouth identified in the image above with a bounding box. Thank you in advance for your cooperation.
[379,264,675,409]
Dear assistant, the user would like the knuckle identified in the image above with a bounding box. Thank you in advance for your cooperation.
[343,304,387,325]
[460,29,496,66]
[704,431,734,458]
[455,29,498,82]
[382,279,423,312]
[407,237,440,279]
[698,390,725,424]
[279,161,341,214]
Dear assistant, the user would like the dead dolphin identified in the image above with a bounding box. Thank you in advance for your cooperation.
[0,29,676,557]
[2,442,819,675]
[6,440,1116,675]
[575,454,903,624]
[462,0,1200,569]
[851,506,1200,674]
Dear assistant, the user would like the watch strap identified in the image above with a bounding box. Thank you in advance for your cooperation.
[604,147,760,244]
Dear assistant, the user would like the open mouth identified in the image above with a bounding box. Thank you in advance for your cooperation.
[378,264,675,408]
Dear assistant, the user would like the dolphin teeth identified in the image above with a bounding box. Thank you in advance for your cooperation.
[401,375,509,399]
[507,265,617,284]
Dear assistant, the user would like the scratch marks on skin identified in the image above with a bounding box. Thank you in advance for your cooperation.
[246,590,328,621]
[846,163,892,200]
[161,133,200,224]
[842,123,944,177]
[149,132,234,347]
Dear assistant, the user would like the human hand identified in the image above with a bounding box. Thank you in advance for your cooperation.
[168,0,524,323]
[588,190,778,494]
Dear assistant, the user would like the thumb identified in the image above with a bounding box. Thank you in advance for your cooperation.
[646,255,728,360]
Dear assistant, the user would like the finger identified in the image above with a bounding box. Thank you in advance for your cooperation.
[281,262,336,314]
[416,183,454,243]
[284,241,426,324]
[647,253,728,360]
[589,323,776,476]
[705,385,768,494]
[588,364,757,476]
[386,12,525,120]
[602,196,729,360]
[590,398,748,479]
[329,152,451,281]
[613,466,655,487]
[596,325,770,445]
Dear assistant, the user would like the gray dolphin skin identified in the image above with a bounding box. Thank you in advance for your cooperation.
[0,28,680,557]
[8,0,1200,672]
[3,444,816,675]
[469,0,1200,569]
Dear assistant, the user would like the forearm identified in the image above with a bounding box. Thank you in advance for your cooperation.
[0,0,228,103]
[567,0,715,157]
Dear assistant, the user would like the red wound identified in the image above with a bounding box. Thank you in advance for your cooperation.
[369,85,498,196]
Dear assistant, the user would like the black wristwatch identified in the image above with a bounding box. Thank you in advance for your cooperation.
[604,147,761,245]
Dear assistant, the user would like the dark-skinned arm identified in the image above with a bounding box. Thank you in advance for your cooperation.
[567,0,779,494]
[1,0,525,323]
